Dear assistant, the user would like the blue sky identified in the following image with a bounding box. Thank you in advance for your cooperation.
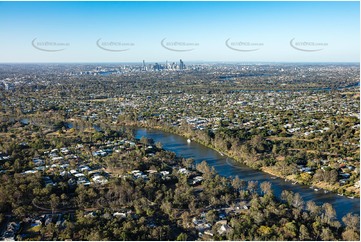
[0,1,359,63]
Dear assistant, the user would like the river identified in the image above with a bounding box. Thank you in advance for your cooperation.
[135,128,360,221]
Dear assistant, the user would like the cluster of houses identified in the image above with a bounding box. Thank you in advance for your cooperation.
[337,161,356,185]
[18,139,138,188]
[0,137,149,240]
[0,153,10,161]
[1,221,20,241]
[297,159,357,186]
[7,214,66,240]
[114,158,252,239]
[135,89,358,150]
[190,201,250,239]
[0,153,11,175]
[123,166,203,185]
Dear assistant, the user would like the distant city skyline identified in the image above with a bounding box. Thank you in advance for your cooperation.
[0,1,359,63]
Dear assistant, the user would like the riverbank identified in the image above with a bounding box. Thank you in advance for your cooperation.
[260,166,347,195]
[118,120,359,198]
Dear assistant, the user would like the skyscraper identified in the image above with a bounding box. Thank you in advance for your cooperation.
[142,60,147,71]
[179,59,185,70]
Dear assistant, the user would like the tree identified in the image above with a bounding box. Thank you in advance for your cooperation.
[299,224,310,240]
[155,141,163,149]
[282,222,297,239]
[140,136,150,145]
[257,225,272,239]
[180,211,191,228]
[196,161,215,181]
[232,176,242,191]
[206,210,217,224]
[250,135,267,153]
[13,206,27,218]
[247,181,258,194]
[342,213,360,231]
[161,201,172,217]
[58,221,74,240]
[300,172,312,183]
[41,223,56,240]
[86,230,102,241]
[322,203,336,225]
[306,201,320,216]
[196,160,210,174]
[188,200,197,214]
[329,169,338,184]
[312,221,322,240]
[260,181,272,195]
[291,193,304,209]
[50,194,60,213]
[276,159,295,176]
[182,158,194,169]
[342,213,360,241]
[176,233,188,241]
[342,229,360,241]
[320,227,335,241]
[281,190,294,206]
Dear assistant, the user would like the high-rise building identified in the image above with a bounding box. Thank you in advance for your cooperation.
[153,63,161,71]
[179,59,185,70]
[142,60,147,71]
